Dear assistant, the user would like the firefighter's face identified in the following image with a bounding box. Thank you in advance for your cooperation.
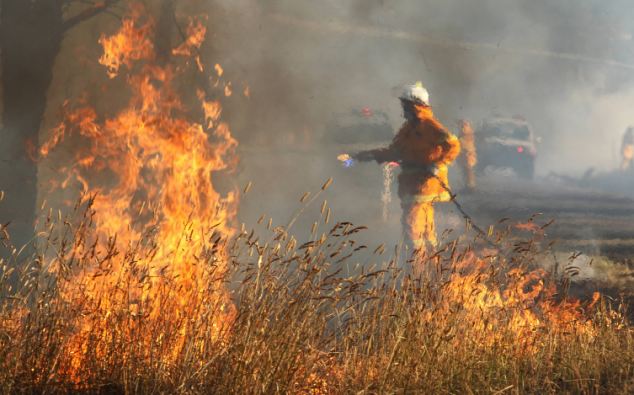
[401,99,430,121]
[401,99,417,121]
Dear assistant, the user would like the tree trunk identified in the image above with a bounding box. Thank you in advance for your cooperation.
[0,0,64,253]
[155,0,175,64]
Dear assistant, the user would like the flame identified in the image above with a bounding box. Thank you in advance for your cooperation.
[425,253,598,356]
[172,16,207,58]
[214,63,224,77]
[24,3,613,388]
[39,3,237,381]
[98,4,154,79]
[172,15,208,72]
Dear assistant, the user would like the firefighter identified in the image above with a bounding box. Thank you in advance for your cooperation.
[621,127,634,171]
[351,82,461,250]
[459,120,478,191]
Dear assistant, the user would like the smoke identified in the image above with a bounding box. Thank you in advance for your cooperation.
[211,0,634,169]
[29,0,633,254]
[203,0,634,244]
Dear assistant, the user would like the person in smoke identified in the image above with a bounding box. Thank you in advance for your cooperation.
[459,120,478,191]
[349,82,461,251]
[621,127,634,171]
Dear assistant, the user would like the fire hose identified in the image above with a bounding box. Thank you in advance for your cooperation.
[338,154,498,247]
[428,171,497,247]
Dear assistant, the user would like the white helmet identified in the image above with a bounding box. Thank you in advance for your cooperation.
[400,81,430,106]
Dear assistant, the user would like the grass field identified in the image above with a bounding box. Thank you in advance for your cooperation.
[0,189,632,394]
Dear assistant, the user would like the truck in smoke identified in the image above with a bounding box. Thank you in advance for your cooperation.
[475,116,538,179]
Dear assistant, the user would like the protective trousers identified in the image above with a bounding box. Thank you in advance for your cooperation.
[400,197,436,250]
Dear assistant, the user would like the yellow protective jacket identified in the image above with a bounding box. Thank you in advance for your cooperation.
[364,107,461,202]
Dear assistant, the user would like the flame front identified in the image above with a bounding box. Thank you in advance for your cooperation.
[20,4,620,390]
[434,254,597,356]
[39,4,237,381]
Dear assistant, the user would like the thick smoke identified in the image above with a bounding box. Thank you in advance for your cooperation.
[204,0,634,244]
[31,1,634,253]
[213,0,634,170]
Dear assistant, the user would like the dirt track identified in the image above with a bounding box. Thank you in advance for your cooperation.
[455,175,634,260]
[440,174,634,310]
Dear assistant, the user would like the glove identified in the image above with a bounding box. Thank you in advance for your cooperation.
[343,158,356,168]
[337,153,356,168]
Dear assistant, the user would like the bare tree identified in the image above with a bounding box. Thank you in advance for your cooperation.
[0,0,119,254]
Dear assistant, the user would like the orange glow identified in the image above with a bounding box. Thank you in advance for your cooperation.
[98,4,154,78]
[224,82,233,97]
[214,63,224,77]
[428,253,598,355]
[28,3,608,387]
[172,16,208,58]
[40,3,238,381]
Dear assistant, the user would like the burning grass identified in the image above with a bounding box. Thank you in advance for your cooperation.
[0,193,632,394]
[0,3,632,393]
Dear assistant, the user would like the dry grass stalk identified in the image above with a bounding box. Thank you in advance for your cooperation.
[0,195,632,394]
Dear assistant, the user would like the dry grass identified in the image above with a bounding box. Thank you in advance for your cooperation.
[0,192,633,394]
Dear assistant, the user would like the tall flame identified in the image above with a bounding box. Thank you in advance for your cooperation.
[24,3,616,389]
[39,3,237,380]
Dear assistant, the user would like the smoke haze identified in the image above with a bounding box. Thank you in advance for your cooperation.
[197,0,634,243]
[28,0,634,253]
[212,0,634,171]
